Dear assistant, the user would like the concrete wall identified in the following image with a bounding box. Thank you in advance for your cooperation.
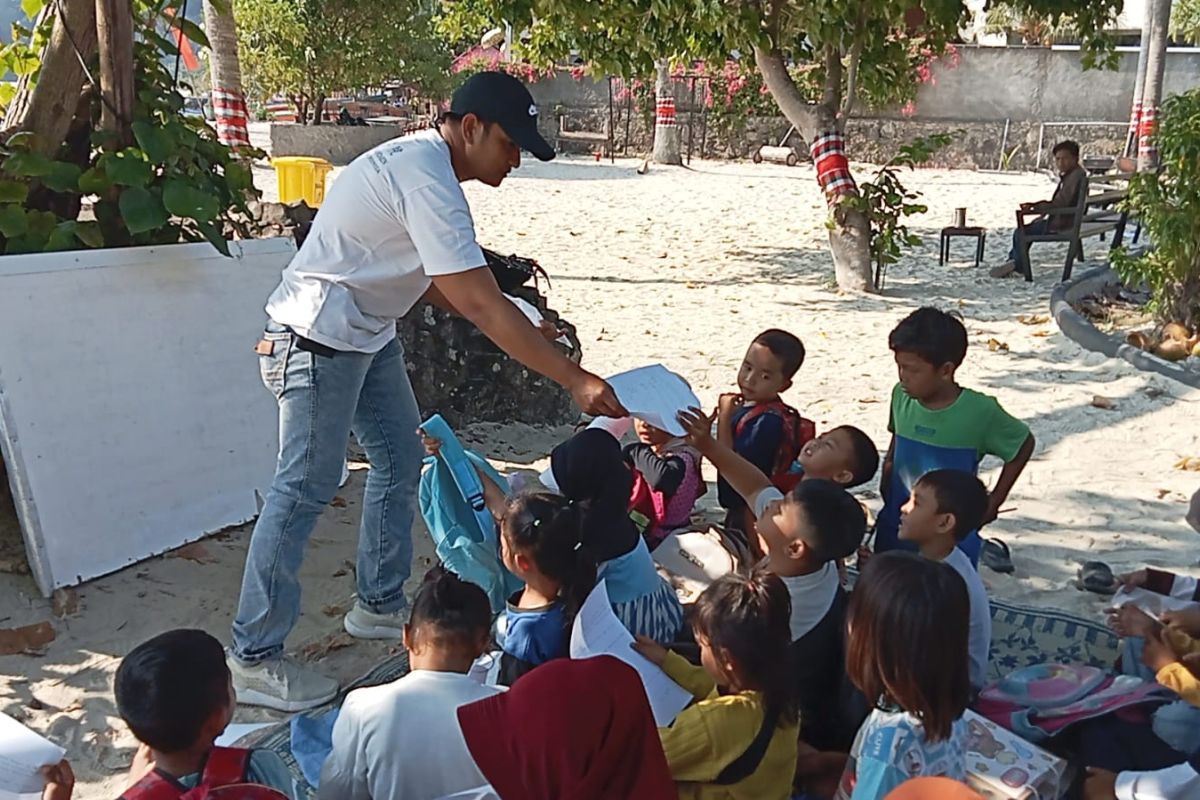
[529,46,1200,168]
[911,46,1200,123]
[270,123,407,165]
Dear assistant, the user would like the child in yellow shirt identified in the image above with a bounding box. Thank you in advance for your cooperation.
[633,570,799,800]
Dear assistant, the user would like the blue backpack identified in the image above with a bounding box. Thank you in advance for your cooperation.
[418,414,522,612]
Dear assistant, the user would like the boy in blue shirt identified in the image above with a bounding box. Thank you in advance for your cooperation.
[874,307,1035,567]
[717,328,806,557]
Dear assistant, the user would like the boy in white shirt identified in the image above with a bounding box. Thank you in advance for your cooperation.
[319,568,501,800]
[898,469,993,690]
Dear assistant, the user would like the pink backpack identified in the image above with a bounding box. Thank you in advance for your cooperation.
[974,663,1173,743]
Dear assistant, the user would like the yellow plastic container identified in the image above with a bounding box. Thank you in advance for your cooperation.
[272,156,334,207]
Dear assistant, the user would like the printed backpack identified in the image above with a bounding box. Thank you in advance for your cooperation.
[419,413,522,612]
[734,401,816,492]
[974,662,1173,743]
[120,747,288,800]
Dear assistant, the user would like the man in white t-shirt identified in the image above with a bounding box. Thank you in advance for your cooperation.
[229,72,626,711]
[897,469,993,690]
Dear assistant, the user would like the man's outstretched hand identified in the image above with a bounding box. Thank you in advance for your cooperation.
[568,372,628,418]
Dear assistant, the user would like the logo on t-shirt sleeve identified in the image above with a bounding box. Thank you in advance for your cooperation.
[529,103,538,117]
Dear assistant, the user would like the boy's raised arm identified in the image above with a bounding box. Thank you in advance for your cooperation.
[677,407,773,505]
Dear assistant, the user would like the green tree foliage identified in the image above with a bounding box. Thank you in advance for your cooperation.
[0,0,260,255]
[1174,0,1200,44]
[1113,88,1200,329]
[236,0,452,122]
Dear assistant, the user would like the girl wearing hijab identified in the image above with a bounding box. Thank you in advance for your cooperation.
[456,655,678,800]
[549,428,685,643]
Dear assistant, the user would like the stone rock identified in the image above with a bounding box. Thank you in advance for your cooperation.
[396,283,581,429]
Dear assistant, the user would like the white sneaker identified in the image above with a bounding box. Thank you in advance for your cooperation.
[343,601,408,640]
[989,260,1017,278]
[228,654,338,712]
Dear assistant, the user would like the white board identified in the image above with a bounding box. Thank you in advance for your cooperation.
[0,238,294,595]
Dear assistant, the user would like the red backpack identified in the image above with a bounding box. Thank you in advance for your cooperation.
[734,401,816,492]
[121,747,289,800]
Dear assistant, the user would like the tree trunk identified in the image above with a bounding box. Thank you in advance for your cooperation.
[95,0,134,147]
[312,95,326,125]
[203,0,250,148]
[651,60,681,165]
[3,0,97,158]
[1139,0,1172,171]
[1125,4,1154,158]
[753,46,874,293]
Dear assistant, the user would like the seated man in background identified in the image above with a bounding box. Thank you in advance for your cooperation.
[990,140,1086,278]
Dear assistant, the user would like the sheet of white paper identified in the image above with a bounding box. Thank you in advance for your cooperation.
[1111,587,1200,618]
[504,294,570,345]
[605,365,701,438]
[569,580,692,726]
[0,713,65,794]
[585,415,634,440]
[214,722,274,748]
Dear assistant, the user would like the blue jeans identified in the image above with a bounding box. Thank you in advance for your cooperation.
[1009,217,1050,262]
[231,322,424,663]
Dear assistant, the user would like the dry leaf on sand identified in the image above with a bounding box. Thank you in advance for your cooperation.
[300,632,354,662]
[51,587,79,618]
[1091,396,1117,411]
[1174,457,1200,472]
[1016,314,1050,325]
[987,338,1010,353]
[330,496,348,508]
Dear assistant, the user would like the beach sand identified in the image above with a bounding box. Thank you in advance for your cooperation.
[2,156,1198,797]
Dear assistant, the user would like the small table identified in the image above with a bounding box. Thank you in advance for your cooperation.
[940,226,987,267]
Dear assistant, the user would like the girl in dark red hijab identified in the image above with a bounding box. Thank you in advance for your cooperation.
[457,655,678,800]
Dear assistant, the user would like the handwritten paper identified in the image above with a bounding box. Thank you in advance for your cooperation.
[569,580,692,726]
[0,713,64,795]
[605,365,701,437]
[214,722,274,748]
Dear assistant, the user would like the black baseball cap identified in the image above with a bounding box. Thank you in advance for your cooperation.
[450,71,555,162]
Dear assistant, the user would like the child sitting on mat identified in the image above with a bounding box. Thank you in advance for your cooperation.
[633,570,800,800]
[837,552,971,800]
[320,567,500,800]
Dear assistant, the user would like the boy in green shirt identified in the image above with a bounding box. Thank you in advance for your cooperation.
[874,307,1035,567]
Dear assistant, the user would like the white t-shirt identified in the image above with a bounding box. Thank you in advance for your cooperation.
[752,487,840,641]
[943,546,992,690]
[266,129,486,353]
[317,670,502,800]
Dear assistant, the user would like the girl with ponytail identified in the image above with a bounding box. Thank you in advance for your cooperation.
[496,491,598,684]
[632,569,799,799]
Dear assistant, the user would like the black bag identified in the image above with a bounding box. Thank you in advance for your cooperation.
[484,248,550,293]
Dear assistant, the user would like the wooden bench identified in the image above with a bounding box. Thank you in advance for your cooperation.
[1014,175,1129,283]
[555,114,612,156]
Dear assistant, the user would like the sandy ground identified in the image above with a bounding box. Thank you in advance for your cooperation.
[3,155,1199,798]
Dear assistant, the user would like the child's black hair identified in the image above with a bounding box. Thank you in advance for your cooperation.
[410,565,492,650]
[830,425,880,488]
[1052,140,1080,159]
[692,569,797,726]
[888,307,968,369]
[503,492,597,621]
[847,552,970,742]
[753,329,806,379]
[915,469,989,542]
[786,478,867,561]
[114,629,230,753]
